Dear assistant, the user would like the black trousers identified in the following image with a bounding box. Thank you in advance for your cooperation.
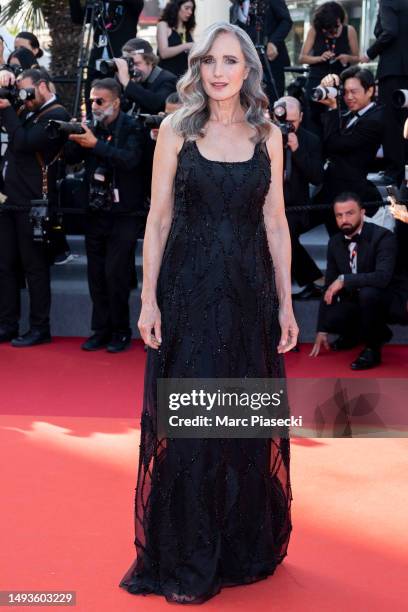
[286,210,322,286]
[378,75,408,184]
[318,287,389,348]
[0,211,51,332]
[85,213,142,335]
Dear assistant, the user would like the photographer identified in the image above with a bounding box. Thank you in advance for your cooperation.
[0,68,70,347]
[313,65,384,233]
[273,96,325,300]
[65,78,145,353]
[114,38,177,114]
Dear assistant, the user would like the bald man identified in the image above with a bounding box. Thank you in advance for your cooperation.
[273,96,325,300]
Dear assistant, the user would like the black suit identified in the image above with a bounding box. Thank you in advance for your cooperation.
[0,100,70,335]
[263,0,293,102]
[315,104,384,233]
[235,1,292,104]
[123,66,177,114]
[317,222,397,347]
[366,0,408,182]
[284,126,324,286]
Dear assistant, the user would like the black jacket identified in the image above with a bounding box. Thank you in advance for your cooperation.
[123,66,177,114]
[69,0,144,59]
[318,104,384,205]
[325,222,396,289]
[0,99,70,207]
[366,0,408,79]
[284,126,324,208]
[64,111,145,214]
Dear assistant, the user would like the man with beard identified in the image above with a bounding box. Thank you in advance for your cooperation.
[310,192,397,370]
[0,68,70,347]
[65,78,145,353]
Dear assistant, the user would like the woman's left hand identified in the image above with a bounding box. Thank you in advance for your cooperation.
[278,307,299,353]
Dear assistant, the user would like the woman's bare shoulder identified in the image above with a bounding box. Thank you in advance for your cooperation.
[158,114,185,155]
[265,123,283,158]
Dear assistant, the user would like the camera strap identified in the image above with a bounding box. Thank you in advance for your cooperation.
[32,103,66,200]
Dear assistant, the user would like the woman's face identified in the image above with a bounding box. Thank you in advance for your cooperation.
[200,32,249,102]
[178,2,194,23]
[15,37,37,55]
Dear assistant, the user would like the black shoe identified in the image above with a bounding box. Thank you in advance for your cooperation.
[81,333,111,351]
[106,332,131,353]
[350,347,382,371]
[11,329,51,348]
[292,283,324,300]
[330,335,360,351]
[0,328,19,343]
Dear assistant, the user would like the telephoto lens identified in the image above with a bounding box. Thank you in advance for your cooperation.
[46,120,88,139]
[311,86,338,101]
[99,59,117,77]
[392,89,408,109]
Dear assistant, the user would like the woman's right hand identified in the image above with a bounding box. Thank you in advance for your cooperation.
[138,301,162,350]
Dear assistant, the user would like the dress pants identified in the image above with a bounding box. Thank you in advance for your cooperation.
[318,287,389,348]
[85,213,142,336]
[0,211,51,332]
[378,75,408,184]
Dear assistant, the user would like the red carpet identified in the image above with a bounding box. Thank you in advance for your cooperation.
[1,340,408,611]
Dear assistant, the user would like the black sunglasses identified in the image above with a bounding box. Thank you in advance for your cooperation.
[89,97,105,106]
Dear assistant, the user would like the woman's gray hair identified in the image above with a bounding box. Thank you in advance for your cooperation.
[170,21,272,143]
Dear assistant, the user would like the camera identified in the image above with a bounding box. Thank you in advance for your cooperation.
[138,113,166,129]
[273,102,295,146]
[89,166,114,211]
[311,86,339,102]
[0,86,36,104]
[99,57,142,80]
[392,89,408,109]
[46,119,88,139]
[0,63,23,78]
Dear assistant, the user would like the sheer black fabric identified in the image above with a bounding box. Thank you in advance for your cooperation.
[119,140,293,604]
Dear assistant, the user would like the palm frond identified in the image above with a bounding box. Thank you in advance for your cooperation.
[0,0,46,30]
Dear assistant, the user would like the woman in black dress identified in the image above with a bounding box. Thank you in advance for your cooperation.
[120,21,298,605]
[157,0,195,79]
[299,1,359,134]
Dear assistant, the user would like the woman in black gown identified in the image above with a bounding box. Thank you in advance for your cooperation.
[157,0,195,79]
[119,21,299,605]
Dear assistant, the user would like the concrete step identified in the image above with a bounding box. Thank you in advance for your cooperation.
[16,231,408,343]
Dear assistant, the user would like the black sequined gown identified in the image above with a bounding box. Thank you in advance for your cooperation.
[119,139,293,604]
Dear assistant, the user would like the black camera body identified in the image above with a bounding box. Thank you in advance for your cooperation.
[99,57,142,80]
[0,63,23,78]
[0,85,36,105]
[89,166,114,211]
[138,113,166,129]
